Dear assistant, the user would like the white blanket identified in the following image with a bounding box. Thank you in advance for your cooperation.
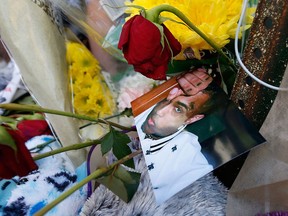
[0,135,87,216]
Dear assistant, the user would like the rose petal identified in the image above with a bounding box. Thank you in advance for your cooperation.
[17,119,52,141]
[0,129,38,179]
[134,61,167,80]
[118,15,137,49]
[123,16,162,64]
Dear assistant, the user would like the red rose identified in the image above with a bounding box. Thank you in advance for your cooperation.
[17,119,52,140]
[0,118,52,179]
[118,15,181,80]
[0,129,38,179]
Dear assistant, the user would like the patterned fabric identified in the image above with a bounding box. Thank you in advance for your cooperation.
[0,135,87,216]
[0,60,27,115]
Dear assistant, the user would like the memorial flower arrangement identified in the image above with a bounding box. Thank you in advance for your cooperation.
[0,0,256,215]
[117,0,255,94]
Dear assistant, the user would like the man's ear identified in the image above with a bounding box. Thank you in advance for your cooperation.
[185,114,204,125]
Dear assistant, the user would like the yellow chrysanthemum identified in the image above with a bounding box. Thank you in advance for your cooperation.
[67,43,99,68]
[125,0,255,59]
[66,41,116,118]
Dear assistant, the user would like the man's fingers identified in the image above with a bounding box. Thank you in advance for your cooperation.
[192,70,211,81]
[177,76,199,95]
[183,73,203,87]
[192,71,213,91]
[167,87,184,101]
[177,68,213,95]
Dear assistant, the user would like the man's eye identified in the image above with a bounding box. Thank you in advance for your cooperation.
[175,107,182,113]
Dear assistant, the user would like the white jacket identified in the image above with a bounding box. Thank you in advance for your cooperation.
[135,106,213,204]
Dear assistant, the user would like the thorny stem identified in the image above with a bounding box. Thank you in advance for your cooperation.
[0,103,131,131]
[79,108,135,131]
[32,140,101,161]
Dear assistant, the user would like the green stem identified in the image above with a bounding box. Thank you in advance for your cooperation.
[0,103,131,131]
[29,139,56,152]
[146,5,237,71]
[34,149,142,216]
[33,140,101,161]
[79,108,134,130]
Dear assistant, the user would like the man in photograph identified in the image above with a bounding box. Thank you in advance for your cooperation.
[135,68,222,204]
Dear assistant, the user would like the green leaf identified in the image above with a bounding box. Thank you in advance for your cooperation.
[0,116,18,130]
[112,141,134,169]
[0,126,17,151]
[101,127,134,169]
[0,116,17,124]
[97,165,141,203]
[111,128,134,169]
[218,55,237,96]
[101,128,114,155]
[16,113,45,121]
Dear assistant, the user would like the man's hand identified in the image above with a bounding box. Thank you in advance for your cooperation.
[166,68,213,101]
[177,68,213,95]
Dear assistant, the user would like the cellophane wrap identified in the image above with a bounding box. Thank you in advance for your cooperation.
[0,0,85,166]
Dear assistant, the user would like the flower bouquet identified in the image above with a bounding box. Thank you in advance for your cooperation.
[0,0,271,215]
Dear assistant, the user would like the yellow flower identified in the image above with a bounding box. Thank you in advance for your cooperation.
[67,43,97,66]
[125,0,255,59]
[66,42,116,118]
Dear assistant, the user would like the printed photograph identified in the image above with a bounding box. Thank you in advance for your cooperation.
[132,69,266,204]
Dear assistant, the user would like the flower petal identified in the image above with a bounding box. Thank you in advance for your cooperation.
[118,15,181,80]
[0,129,38,179]
[118,16,137,50]
[17,120,52,141]
[120,15,162,64]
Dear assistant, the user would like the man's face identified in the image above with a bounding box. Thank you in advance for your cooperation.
[142,91,210,137]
